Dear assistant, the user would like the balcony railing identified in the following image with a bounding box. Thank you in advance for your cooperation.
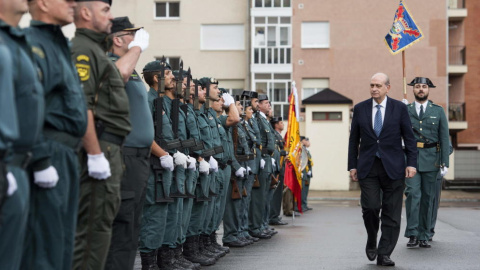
[448,0,465,9]
[449,46,466,65]
[253,47,291,64]
[449,102,465,121]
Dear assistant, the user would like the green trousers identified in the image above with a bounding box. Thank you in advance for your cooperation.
[0,166,29,270]
[269,168,285,223]
[212,165,230,233]
[186,172,208,237]
[163,166,186,248]
[202,172,217,234]
[138,168,171,252]
[249,157,272,234]
[222,172,245,243]
[178,169,198,245]
[428,171,443,240]
[22,140,80,270]
[105,147,150,270]
[73,140,123,270]
[404,170,438,241]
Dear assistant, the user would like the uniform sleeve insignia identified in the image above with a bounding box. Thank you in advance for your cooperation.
[76,55,90,62]
[75,63,90,81]
[32,46,45,59]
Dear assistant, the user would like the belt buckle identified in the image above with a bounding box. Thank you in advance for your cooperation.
[22,152,33,169]
[417,142,424,148]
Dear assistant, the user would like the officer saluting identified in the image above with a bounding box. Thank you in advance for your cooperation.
[71,1,132,269]
[403,77,450,249]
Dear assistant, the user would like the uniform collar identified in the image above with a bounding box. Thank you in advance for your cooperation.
[75,28,108,44]
[0,19,25,38]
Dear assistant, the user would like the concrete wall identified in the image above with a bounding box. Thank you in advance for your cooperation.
[304,103,351,190]
[111,0,249,83]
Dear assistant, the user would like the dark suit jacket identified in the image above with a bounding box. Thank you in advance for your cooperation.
[348,97,417,180]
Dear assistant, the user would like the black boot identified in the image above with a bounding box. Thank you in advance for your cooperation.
[210,232,230,253]
[174,245,201,270]
[157,247,187,270]
[183,236,215,266]
[201,234,226,257]
[140,250,160,270]
[197,235,221,260]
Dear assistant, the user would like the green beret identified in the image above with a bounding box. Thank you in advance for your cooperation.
[219,88,228,95]
[173,69,191,79]
[143,60,171,73]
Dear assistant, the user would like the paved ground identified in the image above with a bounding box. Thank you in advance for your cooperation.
[135,190,480,269]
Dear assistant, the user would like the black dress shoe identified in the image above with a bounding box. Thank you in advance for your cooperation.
[246,235,259,242]
[223,240,246,248]
[419,240,431,248]
[270,220,288,225]
[365,248,377,261]
[249,232,271,239]
[377,255,395,266]
[407,236,419,248]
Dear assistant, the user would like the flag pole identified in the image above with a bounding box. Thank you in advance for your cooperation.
[402,50,407,99]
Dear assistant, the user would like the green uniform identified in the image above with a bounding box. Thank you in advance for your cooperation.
[187,107,214,237]
[269,129,285,223]
[404,101,449,241]
[21,21,88,270]
[105,54,154,270]
[240,119,258,238]
[179,103,202,245]
[223,121,250,243]
[138,88,174,253]
[163,95,188,249]
[0,20,44,270]
[203,108,224,235]
[71,28,131,270]
[248,116,264,235]
[263,121,277,228]
[301,148,312,210]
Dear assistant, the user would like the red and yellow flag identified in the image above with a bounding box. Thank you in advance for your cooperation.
[284,81,303,213]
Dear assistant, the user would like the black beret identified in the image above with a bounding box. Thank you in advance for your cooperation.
[197,77,218,88]
[270,117,283,124]
[408,77,436,88]
[143,60,171,73]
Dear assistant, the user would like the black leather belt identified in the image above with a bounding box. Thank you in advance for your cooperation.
[11,152,32,169]
[43,127,82,152]
[99,131,125,146]
[417,142,438,149]
[123,147,151,157]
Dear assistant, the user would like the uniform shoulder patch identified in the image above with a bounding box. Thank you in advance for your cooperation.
[75,54,91,82]
[32,46,45,59]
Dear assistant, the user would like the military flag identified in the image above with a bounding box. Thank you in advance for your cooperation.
[284,81,303,213]
[384,0,424,97]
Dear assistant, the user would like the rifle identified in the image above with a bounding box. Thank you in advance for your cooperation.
[230,125,242,200]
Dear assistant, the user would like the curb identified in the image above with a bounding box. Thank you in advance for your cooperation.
[309,197,480,202]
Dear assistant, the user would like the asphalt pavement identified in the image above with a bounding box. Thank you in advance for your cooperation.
[135,190,480,269]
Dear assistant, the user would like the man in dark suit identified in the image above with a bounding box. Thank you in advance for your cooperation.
[348,73,417,266]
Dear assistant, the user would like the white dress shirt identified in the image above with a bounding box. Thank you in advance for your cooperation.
[372,96,387,130]
[414,100,429,117]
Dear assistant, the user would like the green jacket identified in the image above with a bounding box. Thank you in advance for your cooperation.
[147,88,174,154]
[71,28,130,137]
[407,101,450,171]
[0,41,18,155]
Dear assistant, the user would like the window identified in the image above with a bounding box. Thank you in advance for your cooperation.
[218,79,245,97]
[252,16,291,64]
[253,0,291,8]
[313,112,342,121]
[155,56,180,70]
[301,22,330,48]
[201,25,245,50]
[155,2,180,19]
[254,73,291,119]
[302,78,329,99]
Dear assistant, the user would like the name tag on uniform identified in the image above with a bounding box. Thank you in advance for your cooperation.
[430,116,437,118]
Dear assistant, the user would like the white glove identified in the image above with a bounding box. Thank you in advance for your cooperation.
[260,159,265,169]
[402,99,409,105]
[128,28,149,52]
[440,167,448,177]
[87,153,111,180]
[209,157,218,172]
[173,151,188,169]
[199,159,210,175]
[271,158,276,167]
[33,166,59,188]
[307,171,312,177]
[222,93,235,107]
[160,154,174,171]
[246,166,252,175]
[6,172,17,196]
[301,173,304,179]
[187,156,197,170]
[235,167,246,178]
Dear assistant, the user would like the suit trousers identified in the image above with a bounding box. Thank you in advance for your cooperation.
[359,157,404,256]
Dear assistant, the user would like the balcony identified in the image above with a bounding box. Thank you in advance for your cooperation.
[449,102,468,131]
[251,47,292,73]
[448,46,468,74]
[448,0,467,20]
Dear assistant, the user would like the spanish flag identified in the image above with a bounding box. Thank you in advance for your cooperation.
[284,81,303,213]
